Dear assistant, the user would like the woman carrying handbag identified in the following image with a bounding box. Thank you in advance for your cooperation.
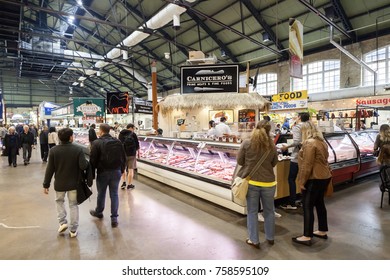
[237,120,278,249]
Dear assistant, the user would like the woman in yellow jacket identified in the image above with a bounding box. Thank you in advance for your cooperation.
[293,121,332,246]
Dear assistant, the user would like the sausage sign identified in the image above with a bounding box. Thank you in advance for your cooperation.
[271,90,308,111]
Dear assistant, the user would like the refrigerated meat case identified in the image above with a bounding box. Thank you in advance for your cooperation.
[137,136,246,213]
[72,128,90,155]
[274,129,379,185]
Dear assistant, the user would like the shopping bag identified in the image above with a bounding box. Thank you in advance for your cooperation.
[231,177,249,206]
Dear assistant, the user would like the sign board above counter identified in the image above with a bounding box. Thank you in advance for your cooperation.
[271,90,308,111]
[181,64,239,94]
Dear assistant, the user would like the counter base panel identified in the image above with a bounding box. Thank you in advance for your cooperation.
[138,162,246,215]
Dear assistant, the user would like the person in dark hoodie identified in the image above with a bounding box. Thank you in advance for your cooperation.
[39,126,49,162]
[3,126,20,167]
[118,123,140,189]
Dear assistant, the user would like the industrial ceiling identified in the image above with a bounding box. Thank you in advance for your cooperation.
[1,0,390,107]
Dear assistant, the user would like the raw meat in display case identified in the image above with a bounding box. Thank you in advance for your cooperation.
[138,136,239,185]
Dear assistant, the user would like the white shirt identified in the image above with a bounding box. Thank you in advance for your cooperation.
[215,122,231,137]
[207,127,217,137]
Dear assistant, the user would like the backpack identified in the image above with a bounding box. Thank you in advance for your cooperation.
[100,138,124,170]
[123,132,136,153]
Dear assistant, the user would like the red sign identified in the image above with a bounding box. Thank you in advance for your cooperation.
[356,96,390,106]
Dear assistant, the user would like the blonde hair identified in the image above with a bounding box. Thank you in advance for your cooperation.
[379,124,390,142]
[250,120,273,152]
[301,121,324,141]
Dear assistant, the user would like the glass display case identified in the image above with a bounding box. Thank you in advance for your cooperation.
[349,129,378,157]
[139,136,238,187]
[72,128,90,155]
[324,132,358,165]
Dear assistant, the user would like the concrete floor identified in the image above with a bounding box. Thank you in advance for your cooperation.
[0,148,389,260]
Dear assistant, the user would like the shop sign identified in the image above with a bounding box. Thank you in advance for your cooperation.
[73,98,105,116]
[133,98,153,114]
[44,107,53,116]
[356,96,390,106]
[181,64,239,94]
[107,92,130,114]
[271,99,308,111]
[272,90,308,102]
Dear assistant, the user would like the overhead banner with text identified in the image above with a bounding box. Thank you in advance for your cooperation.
[271,90,308,111]
[107,92,130,114]
[73,98,105,116]
[289,18,303,79]
[181,64,239,94]
[133,97,153,114]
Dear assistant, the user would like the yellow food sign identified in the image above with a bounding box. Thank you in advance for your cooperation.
[272,90,308,102]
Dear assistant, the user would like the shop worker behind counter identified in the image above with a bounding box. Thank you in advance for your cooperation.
[215,117,232,137]
[42,128,89,238]
[89,123,126,228]
[281,112,310,210]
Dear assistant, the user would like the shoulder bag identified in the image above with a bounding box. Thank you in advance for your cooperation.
[231,150,271,206]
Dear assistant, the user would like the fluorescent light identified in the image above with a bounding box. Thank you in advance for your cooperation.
[76,0,83,6]
[96,71,101,77]
[72,82,79,86]
[80,81,84,87]
[68,15,75,24]
[122,50,128,60]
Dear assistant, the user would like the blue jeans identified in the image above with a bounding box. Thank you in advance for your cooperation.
[247,185,276,243]
[55,190,78,232]
[95,170,122,222]
[287,161,299,205]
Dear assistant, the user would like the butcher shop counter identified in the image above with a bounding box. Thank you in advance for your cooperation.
[137,136,294,214]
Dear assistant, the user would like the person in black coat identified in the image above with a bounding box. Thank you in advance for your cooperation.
[3,126,20,167]
[43,128,89,237]
[88,124,98,144]
[39,126,49,162]
[20,125,35,165]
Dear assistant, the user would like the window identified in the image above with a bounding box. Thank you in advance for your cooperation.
[256,73,277,95]
[363,46,390,86]
[291,60,340,93]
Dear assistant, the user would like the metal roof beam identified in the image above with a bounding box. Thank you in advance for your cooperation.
[330,0,356,41]
[297,0,352,39]
[240,0,286,55]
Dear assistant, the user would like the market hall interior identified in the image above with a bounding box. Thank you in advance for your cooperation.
[0,149,389,260]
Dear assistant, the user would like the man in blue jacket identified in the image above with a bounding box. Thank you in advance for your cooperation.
[43,128,89,238]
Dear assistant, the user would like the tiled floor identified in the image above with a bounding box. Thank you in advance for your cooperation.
[0,148,389,259]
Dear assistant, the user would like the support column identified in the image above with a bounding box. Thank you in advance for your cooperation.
[152,61,158,130]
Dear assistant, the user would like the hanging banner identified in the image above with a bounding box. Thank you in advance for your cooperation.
[289,18,303,79]
[107,92,130,114]
[73,98,105,116]
[181,64,239,94]
[0,93,3,121]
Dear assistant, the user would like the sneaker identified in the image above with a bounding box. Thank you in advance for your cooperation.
[111,221,118,228]
[121,182,126,189]
[69,230,78,238]
[274,211,282,218]
[58,223,68,233]
[280,204,297,210]
[258,213,264,222]
[127,184,135,189]
[89,210,103,219]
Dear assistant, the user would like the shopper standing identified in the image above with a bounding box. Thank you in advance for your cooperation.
[88,124,98,144]
[292,122,332,246]
[48,127,59,149]
[373,124,390,157]
[20,125,34,165]
[43,128,89,238]
[280,112,310,210]
[237,120,278,249]
[89,123,126,227]
[3,126,20,167]
[118,123,140,189]
[39,126,49,162]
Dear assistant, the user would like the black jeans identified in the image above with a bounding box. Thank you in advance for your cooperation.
[8,147,18,165]
[22,143,32,163]
[40,144,49,161]
[302,178,331,237]
[287,161,299,205]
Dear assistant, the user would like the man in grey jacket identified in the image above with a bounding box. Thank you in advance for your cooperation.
[281,112,310,210]
[43,128,89,237]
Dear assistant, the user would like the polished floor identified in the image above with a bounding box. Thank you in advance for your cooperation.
[0,147,389,260]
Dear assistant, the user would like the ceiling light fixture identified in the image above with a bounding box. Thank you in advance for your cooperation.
[76,0,83,6]
[262,32,270,43]
[96,70,101,77]
[68,15,75,24]
[80,81,84,87]
[122,50,128,60]
[164,52,170,59]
